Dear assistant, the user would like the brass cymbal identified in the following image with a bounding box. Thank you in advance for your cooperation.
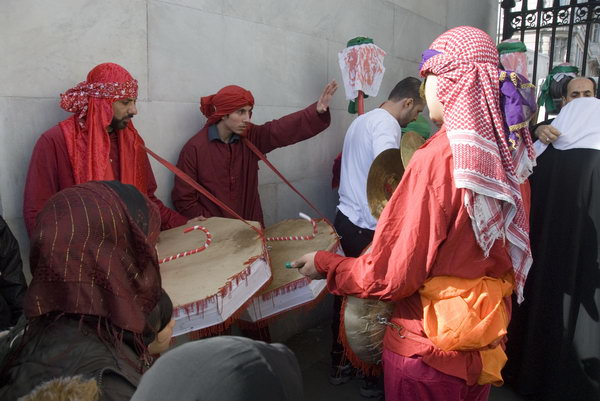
[366,131,426,219]
[367,148,404,220]
[400,131,426,168]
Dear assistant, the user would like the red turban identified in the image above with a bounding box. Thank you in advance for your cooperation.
[58,63,148,193]
[200,85,255,126]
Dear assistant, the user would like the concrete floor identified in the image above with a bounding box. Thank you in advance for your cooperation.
[285,322,527,401]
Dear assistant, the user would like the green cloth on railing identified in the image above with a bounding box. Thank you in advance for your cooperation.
[402,114,431,139]
[497,41,527,54]
[537,65,579,114]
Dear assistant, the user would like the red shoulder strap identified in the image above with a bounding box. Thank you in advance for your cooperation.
[241,138,329,223]
[142,145,263,236]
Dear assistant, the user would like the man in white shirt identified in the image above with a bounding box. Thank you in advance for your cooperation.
[330,77,425,393]
[336,77,424,255]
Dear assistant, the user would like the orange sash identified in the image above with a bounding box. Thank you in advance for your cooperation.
[419,274,513,386]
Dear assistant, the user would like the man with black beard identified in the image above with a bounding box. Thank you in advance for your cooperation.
[23,63,187,236]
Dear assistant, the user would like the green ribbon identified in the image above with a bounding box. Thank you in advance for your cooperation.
[346,36,374,47]
[347,95,369,114]
[497,41,527,55]
[402,114,431,139]
[537,65,579,114]
[345,37,375,114]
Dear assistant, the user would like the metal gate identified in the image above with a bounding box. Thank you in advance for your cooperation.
[501,0,600,97]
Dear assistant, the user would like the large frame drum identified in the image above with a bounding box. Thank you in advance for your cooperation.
[240,218,340,324]
[158,217,270,336]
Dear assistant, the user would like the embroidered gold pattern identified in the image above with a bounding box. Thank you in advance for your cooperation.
[106,204,118,278]
[509,120,531,132]
[36,295,42,315]
[63,193,75,280]
[50,201,59,264]
[75,192,92,309]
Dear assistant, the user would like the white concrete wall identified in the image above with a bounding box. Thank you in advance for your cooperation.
[0,0,498,272]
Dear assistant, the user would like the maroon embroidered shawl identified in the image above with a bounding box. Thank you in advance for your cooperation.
[24,181,161,335]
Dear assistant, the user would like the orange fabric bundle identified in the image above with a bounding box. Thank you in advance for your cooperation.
[419,274,513,385]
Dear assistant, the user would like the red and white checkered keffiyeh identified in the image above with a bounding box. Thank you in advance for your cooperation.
[420,26,536,302]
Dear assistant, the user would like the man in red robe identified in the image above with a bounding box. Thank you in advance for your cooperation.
[23,63,187,236]
[171,82,338,225]
[293,27,537,401]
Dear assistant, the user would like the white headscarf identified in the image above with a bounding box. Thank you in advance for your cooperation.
[535,97,600,157]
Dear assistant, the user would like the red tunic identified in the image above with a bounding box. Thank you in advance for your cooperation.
[171,103,330,224]
[23,125,187,236]
[314,127,527,385]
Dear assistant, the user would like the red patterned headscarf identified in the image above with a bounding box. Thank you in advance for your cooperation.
[200,85,255,127]
[420,26,536,302]
[59,63,148,193]
[24,181,162,335]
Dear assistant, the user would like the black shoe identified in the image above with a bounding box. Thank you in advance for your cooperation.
[329,363,359,385]
[359,377,384,398]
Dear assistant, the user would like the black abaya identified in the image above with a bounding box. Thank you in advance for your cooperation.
[505,145,600,400]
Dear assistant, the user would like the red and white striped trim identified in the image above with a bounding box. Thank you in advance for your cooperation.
[159,225,213,264]
[266,213,318,242]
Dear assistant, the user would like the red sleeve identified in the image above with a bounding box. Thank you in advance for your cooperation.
[23,134,62,237]
[314,166,450,302]
[171,139,210,219]
[250,102,331,153]
[144,156,187,231]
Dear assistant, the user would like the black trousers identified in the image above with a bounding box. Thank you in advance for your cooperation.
[331,211,374,366]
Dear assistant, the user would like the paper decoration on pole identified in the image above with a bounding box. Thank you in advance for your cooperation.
[338,37,386,114]
[497,39,529,79]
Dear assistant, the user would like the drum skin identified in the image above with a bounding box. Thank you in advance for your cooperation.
[239,218,339,325]
[261,219,338,296]
[157,217,268,336]
[342,296,394,366]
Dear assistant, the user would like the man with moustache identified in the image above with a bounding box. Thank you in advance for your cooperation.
[23,63,187,236]
[533,76,597,145]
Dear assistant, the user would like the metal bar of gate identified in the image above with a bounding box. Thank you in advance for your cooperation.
[532,0,544,88]
[502,0,600,98]
[547,0,560,73]
[520,0,527,42]
[565,0,577,63]
[581,5,593,76]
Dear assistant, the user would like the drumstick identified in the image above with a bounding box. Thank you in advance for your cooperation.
[298,212,311,221]
[285,261,305,269]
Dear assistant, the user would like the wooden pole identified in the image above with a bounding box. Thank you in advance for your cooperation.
[357,90,365,115]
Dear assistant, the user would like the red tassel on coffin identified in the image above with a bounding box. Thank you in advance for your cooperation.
[184,252,273,339]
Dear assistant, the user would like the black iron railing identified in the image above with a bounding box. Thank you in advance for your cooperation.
[501,0,600,97]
